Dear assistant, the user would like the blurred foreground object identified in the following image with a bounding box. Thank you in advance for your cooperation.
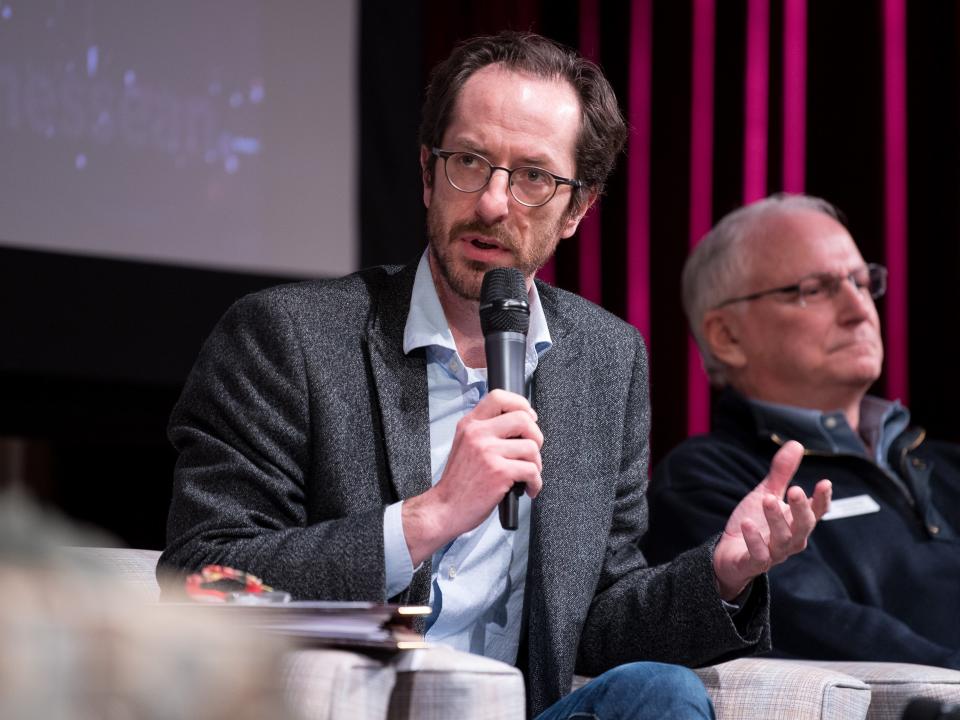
[903,697,960,719]
[184,563,291,603]
[0,488,295,720]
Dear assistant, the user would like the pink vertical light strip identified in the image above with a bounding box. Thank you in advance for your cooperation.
[539,258,556,285]
[626,0,652,339]
[578,0,602,304]
[743,0,770,202]
[687,0,715,436]
[781,0,807,192]
[883,0,908,403]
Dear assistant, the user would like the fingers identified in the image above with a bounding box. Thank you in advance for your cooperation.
[482,409,544,446]
[811,479,833,519]
[737,501,801,576]
[761,440,804,497]
[439,389,544,513]
[762,495,794,563]
[759,483,830,568]
[787,481,832,530]
[465,389,542,447]
[472,388,537,422]
[457,388,543,457]
[498,458,543,499]
[782,487,818,555]
[740,487,820,570]
[740,518,770,569]
[719,472,829,594]
[492,437,543,470]
[478,437,543,498]
[463,452,543,499]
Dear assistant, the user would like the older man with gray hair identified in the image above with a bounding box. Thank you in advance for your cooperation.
[645,193,960,669]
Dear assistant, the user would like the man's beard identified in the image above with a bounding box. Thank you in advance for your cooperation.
[426,204,562,302]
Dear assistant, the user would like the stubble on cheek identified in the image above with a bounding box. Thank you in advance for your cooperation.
[425,200,570,300]
[426,207,488,301]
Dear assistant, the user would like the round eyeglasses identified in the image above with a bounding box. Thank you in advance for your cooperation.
[715,263,888,309]
[431,147,583,208]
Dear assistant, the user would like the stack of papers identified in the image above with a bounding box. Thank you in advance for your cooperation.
[180,601,431,651]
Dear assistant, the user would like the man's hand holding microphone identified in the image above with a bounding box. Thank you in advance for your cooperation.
[402,268,541,566]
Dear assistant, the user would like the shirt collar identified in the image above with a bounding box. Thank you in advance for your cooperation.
[859,395,911,464]
[747,394,910,463]
[403,251,552,359]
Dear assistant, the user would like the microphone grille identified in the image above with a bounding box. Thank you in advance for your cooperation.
[479,267,530,335]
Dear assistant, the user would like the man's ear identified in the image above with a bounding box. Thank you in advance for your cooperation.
[702,308,747,369]
[559,189,599,239]
[420,145,433,208]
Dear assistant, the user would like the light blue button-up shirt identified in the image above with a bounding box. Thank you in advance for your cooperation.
[382,252,551,664]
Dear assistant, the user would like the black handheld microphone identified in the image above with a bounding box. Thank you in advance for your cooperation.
[902,698,960,720]
[479,267,530,531]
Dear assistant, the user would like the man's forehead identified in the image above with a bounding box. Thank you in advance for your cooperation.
[445,65,581,159]
[747,209,863,275]
[459,63,576,99]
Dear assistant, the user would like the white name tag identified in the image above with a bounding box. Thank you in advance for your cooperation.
[822,494,881,521]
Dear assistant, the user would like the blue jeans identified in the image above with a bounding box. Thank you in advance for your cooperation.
[534,662,715,720]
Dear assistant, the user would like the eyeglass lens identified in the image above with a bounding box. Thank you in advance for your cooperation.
[443,152,556,206]
[797,265,887,302]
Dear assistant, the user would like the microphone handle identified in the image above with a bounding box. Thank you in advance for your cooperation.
[486,331,527,530]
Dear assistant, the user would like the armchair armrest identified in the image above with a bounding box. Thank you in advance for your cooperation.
[693,658,871,720]
[389,646,525,720]
[283,648,398,720]
[575,658,872,720]
[282,644,526,720]
[791,661,960,720]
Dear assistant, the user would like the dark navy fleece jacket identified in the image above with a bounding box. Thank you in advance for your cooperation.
[645,389,960,669]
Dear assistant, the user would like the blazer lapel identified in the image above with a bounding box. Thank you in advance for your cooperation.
[365,265,432,503]
[364,264,434,610]
[525,286,600,699]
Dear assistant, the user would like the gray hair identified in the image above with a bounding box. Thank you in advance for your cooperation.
[682,193,844,386]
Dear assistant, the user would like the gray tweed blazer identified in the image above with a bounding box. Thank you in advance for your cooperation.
[160,261,769,716]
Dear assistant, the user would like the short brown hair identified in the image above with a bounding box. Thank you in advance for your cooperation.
[419,31,627,213]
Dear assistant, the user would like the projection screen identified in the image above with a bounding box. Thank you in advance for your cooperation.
[0,0,357,277]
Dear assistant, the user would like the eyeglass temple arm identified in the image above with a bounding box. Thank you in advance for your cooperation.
[715,282,802,308]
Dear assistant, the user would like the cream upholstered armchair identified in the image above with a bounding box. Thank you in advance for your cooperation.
[51,547,960,720]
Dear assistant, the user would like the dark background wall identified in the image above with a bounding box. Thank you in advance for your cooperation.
[3,0,959,549]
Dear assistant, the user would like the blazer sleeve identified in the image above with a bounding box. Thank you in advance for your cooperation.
[647,439,960,670]
[158,290,390,601]
[574,335,770,676]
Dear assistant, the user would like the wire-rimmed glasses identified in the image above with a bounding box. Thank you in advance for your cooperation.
[714,263,888,309]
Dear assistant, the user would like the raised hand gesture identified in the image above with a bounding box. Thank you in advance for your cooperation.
[712,440,832,600]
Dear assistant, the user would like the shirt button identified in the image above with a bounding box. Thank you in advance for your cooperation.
[447,566,457,579]
[824,417,838,429]
[929,525,941,536]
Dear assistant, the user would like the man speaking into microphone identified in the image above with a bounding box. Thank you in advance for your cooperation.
[160,32,830,719]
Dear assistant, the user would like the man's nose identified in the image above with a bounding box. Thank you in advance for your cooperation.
[835,275,873,319]
[475,169,511,224]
